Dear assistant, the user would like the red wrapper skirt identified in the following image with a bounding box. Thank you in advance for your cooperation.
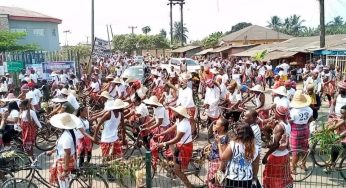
[263,154,293,188]
[20,121,37,154]
[290,122,309,152]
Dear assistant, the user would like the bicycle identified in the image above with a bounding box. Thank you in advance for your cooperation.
[69,163,109,188]
[123,122,150,159]
[0,152,56,188]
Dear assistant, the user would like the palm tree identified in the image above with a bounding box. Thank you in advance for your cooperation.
[159,29,167,38]
[173,21,188,45]
[142,26,151,35]
[282,15,305,36]
[267,16,282,31]
[328,16,344,26]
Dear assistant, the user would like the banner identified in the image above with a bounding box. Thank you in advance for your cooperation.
[26,64,43,78]
[92,37,111,58]
[41,61,76,80]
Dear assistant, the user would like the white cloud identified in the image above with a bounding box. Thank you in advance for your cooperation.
[1,0,346,45]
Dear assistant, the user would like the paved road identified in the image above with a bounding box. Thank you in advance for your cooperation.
[14,83,346,188]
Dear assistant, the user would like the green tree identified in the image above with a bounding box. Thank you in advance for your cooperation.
[159,29,167,38]
[267,16,282,31]
[173,21,188,45]
[281,14,306,36]
[202,31,223,48]
[225,22,252,35]
[0,30,37,52]
[142,26,151,35]
[327,16,344,26]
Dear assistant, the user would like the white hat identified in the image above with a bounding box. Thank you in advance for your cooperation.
[290,90,312,108]
[143,96,163,107]
[104,99,129,111]
[1,98,20,102]
[111,77,122,84]
[51,97,68,103]
[250,85,264,93]
[98,91,114,100]
[51,72,58,76]
[169,106,190,119]
[50,113,80,130]
[272,86,287,96]
[60,88,69,96]
[125,77,137,83]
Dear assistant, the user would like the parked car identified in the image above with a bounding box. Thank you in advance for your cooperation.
[160,58,200,74]
[121,65,150,83]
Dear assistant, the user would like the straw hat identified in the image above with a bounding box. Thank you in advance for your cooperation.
[290,90,312,108]
[51,97,68,103]
[50,113,80,130]
[337,80,346,89]
[51,72,58,76]
[136,89,146,100]
[250,85,264,93]
[272,86,287,96]
[104,99,129,111]
[111,77,122,84]
[106,74,114,79]
[60,88,69,96]
[143,96,163,107]
[125,77,137,84]
[98,91,114,100]
[169,106,190,119]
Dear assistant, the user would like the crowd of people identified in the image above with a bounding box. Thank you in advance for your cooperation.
[0,53,345,188]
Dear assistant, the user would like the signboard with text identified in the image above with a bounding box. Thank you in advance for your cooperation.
[7,61,24,73]
[26,64,44,78]
[42,61,76,80]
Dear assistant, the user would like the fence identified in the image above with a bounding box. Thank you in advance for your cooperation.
[1,149,346,188]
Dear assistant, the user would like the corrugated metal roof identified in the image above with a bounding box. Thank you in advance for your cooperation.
[195,48,214,55]
[221,25,292,42]
[263,51,298,61]
[0,6,61,23]
[171,46,201,53]
[210,44,258,53]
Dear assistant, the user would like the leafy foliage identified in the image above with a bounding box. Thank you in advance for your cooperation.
[267,15,346,37]
[201,31,223,48]
[224,22,252,35]
[173,21,189,45]
[0,30,37,52]
[159,29,167,38]
[112,33,170,54]
[142,26,151,35]
[252,50,267,62]
[310,125,340,153]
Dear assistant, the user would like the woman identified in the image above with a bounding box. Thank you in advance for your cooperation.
[19,99,42,156]
[48,113,79,188]
[289,91,313,174]
[265,61,274,88]
[0,101,20,147]
[219,123,260,188]
[156,106,194,188]
[94,99,128,159]
[75,106,95,167]
[206,117,229,188]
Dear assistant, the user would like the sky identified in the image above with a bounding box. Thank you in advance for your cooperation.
[2,0,346,45]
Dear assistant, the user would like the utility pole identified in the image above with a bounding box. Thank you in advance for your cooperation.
[180,0,185,47]
[106,25,112,51]
[110,25,114,38]
[128,26,137,34]
[91,0,95,47]
[63,30,71,46]
[169,0,173,46]
[319,0,326,48]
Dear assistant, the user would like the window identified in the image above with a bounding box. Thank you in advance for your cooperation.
[33,29,44,36]
[52,29,56,36]
[10,28,27,33]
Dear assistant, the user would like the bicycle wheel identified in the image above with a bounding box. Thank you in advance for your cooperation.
[310,141,330,167]
[339,155,346,180]
[0,169,14,185]
[0,178,38,188]
[289,149,315,182]
[69,173,109,188]
[35,131,57,151]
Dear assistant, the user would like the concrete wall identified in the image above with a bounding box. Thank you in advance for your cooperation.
[9,20,60,51]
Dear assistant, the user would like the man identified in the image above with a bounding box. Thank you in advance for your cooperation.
[243,110,262,154]
[262,105,293,188]
[277,61,290,81]
[168,66,178,84]
[333,80,346,115]
[61,88,79,112]
[285,80,296,100]
[204,79,221,123]
[27,82,41,111]
[29,69,39,84]
[59,70,68,85]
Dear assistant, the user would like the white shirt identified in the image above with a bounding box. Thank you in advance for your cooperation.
[176,118,192,144]
[60,74,68,84]
[204,86,221,118]
[226,141,259,181]
[67,94,80,110]
[232,74,241,85]
[278,63,290,75]
[7,109,19,126]
[26,90,39,106]
[169,70,177,78]
[220,83,227,99]
[116,85,126,98]
[287,88,296,100]
[30,73,38,83]
[177,87,195,108]
[228,89,242,103]
[75,118,90,140]
[251,124,262,154]
[265,65,273,70]
[20,110,42,128]
[274,96,290,108]
[90,82,100,92]
[135,103,149,117]
[101,111,120,143]
[258,66,266,76]
[56,130,76,158]
[154,106,170,127]
[335,94,346,115]
[290,107,313,124]
[221,74,229,84]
